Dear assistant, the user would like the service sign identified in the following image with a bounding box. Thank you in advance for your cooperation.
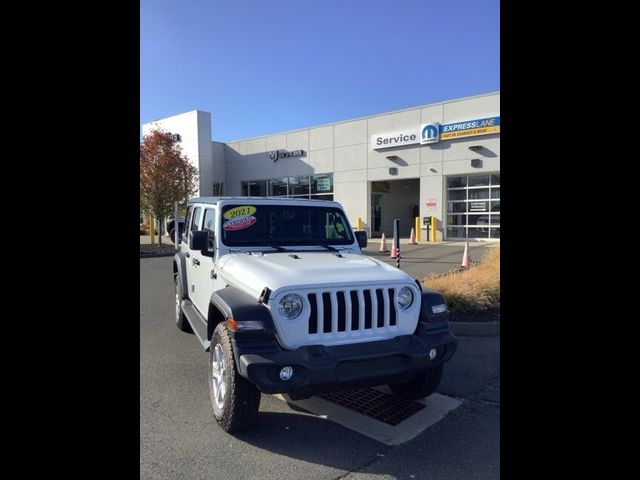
[370,129,420,150]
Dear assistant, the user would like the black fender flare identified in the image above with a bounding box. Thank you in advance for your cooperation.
[207,286,276,341]
[173,253,188,299]
[419,288,450,323]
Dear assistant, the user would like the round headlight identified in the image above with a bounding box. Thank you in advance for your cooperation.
[397,287,414,310]
[278,294,304,319]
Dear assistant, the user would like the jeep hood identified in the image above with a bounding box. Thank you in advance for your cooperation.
[218,251,414,297]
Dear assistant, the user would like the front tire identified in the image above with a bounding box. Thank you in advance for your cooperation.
[174,275,191,332]
[209,323,261,433]
[388,365,443,399]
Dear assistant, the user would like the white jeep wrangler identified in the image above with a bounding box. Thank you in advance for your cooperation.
[173,197,457,432]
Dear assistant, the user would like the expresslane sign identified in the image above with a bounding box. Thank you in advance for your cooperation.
[438,117,500,140]
[371,116,500,149]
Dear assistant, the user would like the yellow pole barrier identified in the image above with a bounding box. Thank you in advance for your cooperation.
[149,215,155,244]
[415,216,421,242]
[430,216,437,242]
[356,217,363,231]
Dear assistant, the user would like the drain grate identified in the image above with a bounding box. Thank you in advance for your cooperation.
[319,387,425,426]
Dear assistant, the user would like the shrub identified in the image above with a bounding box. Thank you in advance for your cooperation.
[424,247,500,313]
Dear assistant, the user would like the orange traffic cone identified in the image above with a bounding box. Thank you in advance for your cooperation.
[461,241,472,267]
[409,228,417,245]
[379,233,389,253]
[390,240,399,259]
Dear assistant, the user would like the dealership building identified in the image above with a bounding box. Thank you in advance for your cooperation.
[142,91,499,241]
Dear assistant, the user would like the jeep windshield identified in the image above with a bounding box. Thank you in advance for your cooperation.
[220,204,354,247]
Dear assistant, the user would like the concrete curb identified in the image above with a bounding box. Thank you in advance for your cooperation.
[450,321,500,337]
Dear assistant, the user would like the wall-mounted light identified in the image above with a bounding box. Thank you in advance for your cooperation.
[471,159,483,168]
[389,167,398,175]
[386,155,398,160]
[468,145,482,151]
[429,167,438,173]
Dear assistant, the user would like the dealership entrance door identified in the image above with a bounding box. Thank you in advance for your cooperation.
[370,179,419,238]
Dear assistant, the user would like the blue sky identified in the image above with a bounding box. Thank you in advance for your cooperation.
[141,0,499,142]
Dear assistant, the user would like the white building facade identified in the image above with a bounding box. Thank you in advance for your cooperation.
[142,91,500,241]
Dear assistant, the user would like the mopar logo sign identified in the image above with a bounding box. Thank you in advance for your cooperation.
[268,151,279,162]
[420,123,440,145]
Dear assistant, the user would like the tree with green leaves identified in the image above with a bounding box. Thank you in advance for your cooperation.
[140,129,198,245]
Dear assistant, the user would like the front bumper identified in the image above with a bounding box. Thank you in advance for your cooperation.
[232,323,457,400]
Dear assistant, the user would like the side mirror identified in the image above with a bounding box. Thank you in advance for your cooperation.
[189,230,208,251]
[355,231,368,248]
[203,231,216,257]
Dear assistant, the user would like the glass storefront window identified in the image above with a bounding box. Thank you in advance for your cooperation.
[468,175,490,187]
[448,189,466,201]
[212,181,224,196]
[447,176,466,188]
[269,177,288,196]
[240,174,332,199]
[288,176,310,196]
[249,180,267,196]
[468,188,490,200]
[312,174,333,194]
[446,172,500,239]
[468,227,489,238]
[447,226,466,238]
[310,194,334,200]
[447,202,467,213]
[447,215,465,226]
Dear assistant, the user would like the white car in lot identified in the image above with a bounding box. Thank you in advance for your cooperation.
[173,197,458,433]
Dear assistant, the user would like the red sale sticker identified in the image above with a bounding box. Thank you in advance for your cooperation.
[223,215,257,231]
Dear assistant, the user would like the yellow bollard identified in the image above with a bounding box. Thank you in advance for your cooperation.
[149,215,155,244]
[356,217,363,231]
[415,217,421,242]
[430,216,437,242]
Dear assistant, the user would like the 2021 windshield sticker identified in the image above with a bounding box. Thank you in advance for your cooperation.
[223,205,257,220]
[223,206,257,231]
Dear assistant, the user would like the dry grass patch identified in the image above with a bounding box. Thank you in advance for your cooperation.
[424,247,500,313]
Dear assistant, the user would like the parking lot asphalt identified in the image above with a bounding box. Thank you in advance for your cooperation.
[140,257,500,479]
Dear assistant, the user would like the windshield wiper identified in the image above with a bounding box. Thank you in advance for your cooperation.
[267,243,288,252]
[314,243,339,252]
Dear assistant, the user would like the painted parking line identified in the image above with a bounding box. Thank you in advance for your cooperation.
[274,390,462,446]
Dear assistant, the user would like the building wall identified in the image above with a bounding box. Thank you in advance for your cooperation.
[144,92,499,240]
[142,110,214,196]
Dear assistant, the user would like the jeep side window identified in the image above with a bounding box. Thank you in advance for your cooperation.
[184,206,193,233]
[191,207,202,232]
[203,208,216,233]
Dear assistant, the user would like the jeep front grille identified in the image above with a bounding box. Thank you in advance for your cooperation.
[307,288,398,336]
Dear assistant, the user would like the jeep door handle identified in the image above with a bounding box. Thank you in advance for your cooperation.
[184,252,190,258]
[192,258,200,266]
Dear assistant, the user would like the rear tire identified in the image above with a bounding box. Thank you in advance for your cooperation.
[174,275,191,332]
[209,323,261,433]
[388,365,443,399]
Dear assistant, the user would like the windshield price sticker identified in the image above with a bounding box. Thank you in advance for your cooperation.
[223,206,257,220]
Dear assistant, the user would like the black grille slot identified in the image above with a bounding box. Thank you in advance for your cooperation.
[376,289,385,328]
[308,293,318,334]
[388,289,397,326]
[337,292,346,332]
[364,290,372,329]
[322,292,332,333]
[350,290,359,330]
